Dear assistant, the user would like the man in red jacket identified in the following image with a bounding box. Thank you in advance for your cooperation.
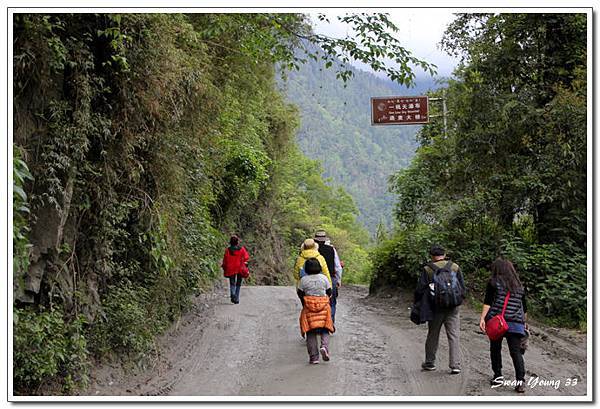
[221,235,250,304]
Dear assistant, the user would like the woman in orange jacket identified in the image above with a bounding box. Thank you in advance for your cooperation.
[298,258,335,364]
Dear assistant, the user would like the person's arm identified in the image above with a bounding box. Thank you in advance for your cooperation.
[297,277,306,298]
[480,281,496,332]
[333,248,342,286]
[480,304,491,332]
[294,256,304,282]
[299,266,306,279]
[240,247,249,273]
[324,276,332,297]
[221,249,228,271]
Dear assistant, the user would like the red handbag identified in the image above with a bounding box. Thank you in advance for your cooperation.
[486,291,510,341]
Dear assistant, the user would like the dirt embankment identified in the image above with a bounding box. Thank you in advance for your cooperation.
[84,285,587,397]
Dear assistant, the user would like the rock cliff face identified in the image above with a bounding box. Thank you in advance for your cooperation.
[16,193,102,321]
[13,57,101,320]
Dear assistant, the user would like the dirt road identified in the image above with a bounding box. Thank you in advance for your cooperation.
[85,285,587,397]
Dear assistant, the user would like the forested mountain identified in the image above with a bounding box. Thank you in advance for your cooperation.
[279,56,441,233]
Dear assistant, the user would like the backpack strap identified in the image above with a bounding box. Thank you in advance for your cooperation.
[425,262,438,282]
[444,260,453,271]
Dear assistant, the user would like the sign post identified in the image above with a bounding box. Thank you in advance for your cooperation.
[371,96,429,126]
[429,90,448,138]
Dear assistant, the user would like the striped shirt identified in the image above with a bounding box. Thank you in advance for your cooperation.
[484,280,527,328]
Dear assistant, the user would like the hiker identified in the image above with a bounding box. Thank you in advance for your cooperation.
[221,235,250,304]
[313,230,343,323]
[298,258,335,364]
[294,238,331,286]
[479,258,528,393]
[415,245,466,374]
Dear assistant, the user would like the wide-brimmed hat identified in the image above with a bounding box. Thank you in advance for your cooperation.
[314,230,329,242]
[303,238,317,250]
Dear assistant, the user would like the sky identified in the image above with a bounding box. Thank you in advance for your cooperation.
[311,9,462,79]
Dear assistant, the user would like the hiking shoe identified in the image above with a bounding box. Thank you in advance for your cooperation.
[320,346,330,361]
[309,360,319,365]
[421,362,436,371]
[450,368,461,375]
[490,375,504,386]
[515,384,525,393]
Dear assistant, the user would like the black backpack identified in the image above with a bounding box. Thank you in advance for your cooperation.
[428,260,464,308]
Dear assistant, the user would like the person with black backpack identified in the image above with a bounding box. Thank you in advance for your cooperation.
[414,245,466,375]
[313,230,343,324]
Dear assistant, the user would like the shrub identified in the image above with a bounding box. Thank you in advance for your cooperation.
[13,146,33,277]
[89,283,155,359]
[369,224,449,292]
[13,308,89,394]
[501,235,586,327]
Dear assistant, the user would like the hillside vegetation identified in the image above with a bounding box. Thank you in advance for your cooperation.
[370,13,587,329]
[12,13,432,394]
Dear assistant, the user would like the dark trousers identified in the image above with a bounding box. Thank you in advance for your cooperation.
[330,280,338,323]
[490,333,525,381]
[229,274,242,302]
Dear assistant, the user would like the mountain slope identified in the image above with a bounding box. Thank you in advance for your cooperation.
[279,57,440,233]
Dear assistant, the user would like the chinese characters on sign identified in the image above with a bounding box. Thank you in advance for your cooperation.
[371,96,429,125]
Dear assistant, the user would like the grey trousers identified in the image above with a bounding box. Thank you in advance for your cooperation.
[306,329,330,362]
[425,307,461,369]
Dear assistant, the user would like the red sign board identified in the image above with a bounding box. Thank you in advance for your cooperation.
[371,96,429,125]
